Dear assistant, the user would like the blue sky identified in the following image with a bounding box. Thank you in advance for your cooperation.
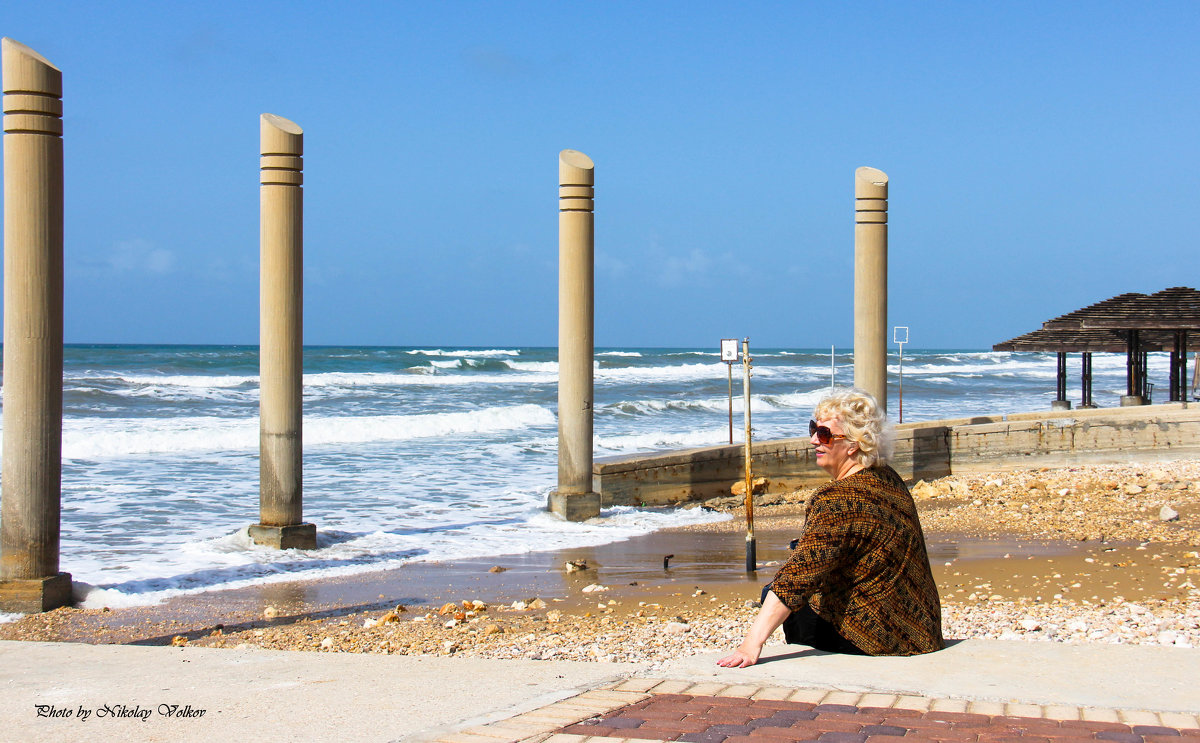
[2,2,1196,348]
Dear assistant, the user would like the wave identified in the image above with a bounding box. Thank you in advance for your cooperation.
[597,351,642,357]
[605,389,824,417]
[404,348,520,357]
[51,405,555,459]
[67,505,729,609]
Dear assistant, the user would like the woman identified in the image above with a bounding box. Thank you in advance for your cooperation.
[717,388,943,667]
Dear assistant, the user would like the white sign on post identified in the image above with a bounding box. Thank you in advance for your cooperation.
[720,338,739,362]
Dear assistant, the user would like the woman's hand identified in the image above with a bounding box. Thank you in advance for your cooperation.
[716,643,761,668]
[715,590,792,668]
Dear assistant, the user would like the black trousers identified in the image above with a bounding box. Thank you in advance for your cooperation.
[761,585,866,655]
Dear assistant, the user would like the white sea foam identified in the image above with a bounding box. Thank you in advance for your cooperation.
[68,505,729,608]
[598,351,643,357]
[54,405,555,459]
[0,612,21,624]
[405,348,520,357]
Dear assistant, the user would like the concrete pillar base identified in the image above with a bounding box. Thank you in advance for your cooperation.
[1050,400,1072,410]
[249,523,316,550]
[0,573,73,613]
[1079,403,1100,409]
[1119,395,1145,407]
[547,491,601,522]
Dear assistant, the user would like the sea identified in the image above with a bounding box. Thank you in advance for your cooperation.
[0,345,1174,616]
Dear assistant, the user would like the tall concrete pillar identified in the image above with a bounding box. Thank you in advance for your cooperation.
[854,167,888,412]
[250,113,315,549]
[0,39,72,612]
[549,150,600,521]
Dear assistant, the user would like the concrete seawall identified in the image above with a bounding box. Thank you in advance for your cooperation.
[594,403,1199,507]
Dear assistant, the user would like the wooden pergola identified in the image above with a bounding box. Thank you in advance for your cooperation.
[994,287,1200,408]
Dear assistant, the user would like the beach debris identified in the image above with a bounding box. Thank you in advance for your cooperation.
[510,600,527,610]
[234,643,259,651]
[664,621,690,635]
[910,480,935,499]
[546,610,561,623]
[363,618,378,629]
[692,589,706,597]
[1019,618,1041,631]
[483,623,502,635]
[437,602,458,615]
[444,619,459,628]
[527,598,547,610]
[442,640,458,654]
[320,637,334,650]
[1125,484,1144,495]
[1160,505,1180,522]
[663,554,674,569]
[171,635,188,647]
[488,565,506,573]
[581,583,608,593]
[263,606,280,619]
[731,476,769,497]
[380,611,402,624]
[466,600,486,612]
[564,559,589,572]
[394,604,408,613]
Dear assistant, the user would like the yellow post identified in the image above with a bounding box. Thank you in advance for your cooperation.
[250,113,316,549]
[0,38,72,612]
[548,150,601,521]
[854,167,889,412]
[742,338,756,572]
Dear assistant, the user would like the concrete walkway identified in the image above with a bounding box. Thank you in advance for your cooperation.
[1,639,1197,742]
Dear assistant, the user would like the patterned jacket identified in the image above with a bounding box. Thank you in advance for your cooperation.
[768,464,944,655]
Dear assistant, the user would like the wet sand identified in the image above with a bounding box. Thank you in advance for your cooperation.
[1,460,1197,660]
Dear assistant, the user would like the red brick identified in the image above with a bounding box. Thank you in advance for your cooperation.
[1058,721,1131,734]
[698,711,757,725]
[638,718,713,734]
[752,727,822,741]
[924,712,992,726]
[993,722,1065,736]
[620,729,681,741]
[707,696,757,707]
[639,709,688,722]
[862,707,920,717]
[786,720,866,735]
[561,724,617,737]
[975,736,1051,743]
[1145,738,1188,743]
[1134,727,1185,738]
[650,693,696,703]
[751,700,815,712]
[816,712,886,724]
[922,731,983,742]
[883,717,955,731]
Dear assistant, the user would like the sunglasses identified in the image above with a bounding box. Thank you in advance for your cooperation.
[809,420,848,445]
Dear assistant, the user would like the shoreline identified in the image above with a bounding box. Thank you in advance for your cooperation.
[1,460,1197,661]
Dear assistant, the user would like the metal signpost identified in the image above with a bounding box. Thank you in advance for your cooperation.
[721,339,738,444]
[894,326,909,423]
[742,338,756,573]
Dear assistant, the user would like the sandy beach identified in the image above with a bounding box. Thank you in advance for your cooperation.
[2,460,1196,665]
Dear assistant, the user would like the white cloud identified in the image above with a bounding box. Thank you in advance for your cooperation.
[104,239,175,275]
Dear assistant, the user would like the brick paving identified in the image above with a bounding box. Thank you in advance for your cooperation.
[553,694,1200,743]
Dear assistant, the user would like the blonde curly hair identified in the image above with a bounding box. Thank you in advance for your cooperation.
[812,387,892,468]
